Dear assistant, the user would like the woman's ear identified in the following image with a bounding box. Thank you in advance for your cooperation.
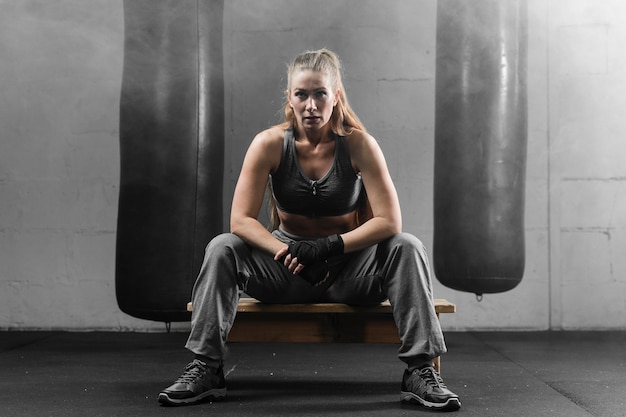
[334,89,341,107]
[285,89,293,108]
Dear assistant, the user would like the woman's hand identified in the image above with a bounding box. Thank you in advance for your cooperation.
[274,246,304,275]
[274,245,331,286]
[274,235,343,273]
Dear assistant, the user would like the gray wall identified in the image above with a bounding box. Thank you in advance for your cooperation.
[1,0,624,331]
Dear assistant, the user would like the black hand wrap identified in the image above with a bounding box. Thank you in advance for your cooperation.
[298,262,330,286]
[288,234,344,266]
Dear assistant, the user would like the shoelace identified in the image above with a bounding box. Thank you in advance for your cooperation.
[418,367,448,389]
[175,360,208,384]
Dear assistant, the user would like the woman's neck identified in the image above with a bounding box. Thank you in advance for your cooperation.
[295,124,333,145]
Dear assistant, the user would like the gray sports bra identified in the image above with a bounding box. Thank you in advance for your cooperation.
[270,128,363,217]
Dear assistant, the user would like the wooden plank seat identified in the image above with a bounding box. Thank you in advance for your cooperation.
[187,298,456,373]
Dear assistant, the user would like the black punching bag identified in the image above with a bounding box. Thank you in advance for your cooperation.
[433,0,527,295]
[116,0,224,322]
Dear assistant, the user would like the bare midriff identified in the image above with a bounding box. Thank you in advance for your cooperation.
[277,209,358,238]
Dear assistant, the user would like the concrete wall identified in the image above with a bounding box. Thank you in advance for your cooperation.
[546,0,626,329]
[0,0,624,331]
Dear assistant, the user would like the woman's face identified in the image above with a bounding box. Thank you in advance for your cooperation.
[288,69,339,133]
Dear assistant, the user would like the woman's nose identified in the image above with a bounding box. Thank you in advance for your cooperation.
[306,98,316,111]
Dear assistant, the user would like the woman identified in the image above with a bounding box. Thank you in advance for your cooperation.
[158,49,461,412]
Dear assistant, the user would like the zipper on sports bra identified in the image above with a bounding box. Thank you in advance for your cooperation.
[311,180,318,196]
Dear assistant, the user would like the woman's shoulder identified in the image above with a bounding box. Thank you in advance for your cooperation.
[247,125,286,153]
[253,125,287,146]
[344,128,386,171]
[244,125,287,172]
[345,128,378,151]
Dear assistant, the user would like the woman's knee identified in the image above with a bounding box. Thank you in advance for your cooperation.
[383,233,433,288]
[204,233,246,256]
[195,233,247,291]
[387,232,425,252]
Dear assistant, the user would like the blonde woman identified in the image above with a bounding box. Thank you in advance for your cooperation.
[159,49,460,412]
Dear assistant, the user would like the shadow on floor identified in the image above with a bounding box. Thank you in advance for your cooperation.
[1,331,624,417]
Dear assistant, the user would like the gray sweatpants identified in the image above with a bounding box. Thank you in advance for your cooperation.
[185,229,447,369]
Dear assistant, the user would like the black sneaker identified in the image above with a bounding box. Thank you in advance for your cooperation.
[401,367,461,411]
[158,359,227,406]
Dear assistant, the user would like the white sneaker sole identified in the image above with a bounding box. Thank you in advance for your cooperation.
[401,390,461,411]
[158,387,227,406]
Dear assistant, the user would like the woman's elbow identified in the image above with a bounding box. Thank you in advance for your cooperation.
[389,222,402,236]
[229,215,247,235]
[388,215,402,235]
[374,215,401,236]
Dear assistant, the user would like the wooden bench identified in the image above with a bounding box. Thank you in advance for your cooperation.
[187,298,455,373]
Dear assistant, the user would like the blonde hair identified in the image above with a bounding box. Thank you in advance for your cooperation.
[268,49,371,230]
[281,48,366,136]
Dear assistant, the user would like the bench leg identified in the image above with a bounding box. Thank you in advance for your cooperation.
[434,312,441,373]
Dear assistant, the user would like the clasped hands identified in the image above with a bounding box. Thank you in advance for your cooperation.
[274,234,344,286]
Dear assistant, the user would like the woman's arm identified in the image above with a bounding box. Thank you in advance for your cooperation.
[230,127,286,256]
[343,130,402,252]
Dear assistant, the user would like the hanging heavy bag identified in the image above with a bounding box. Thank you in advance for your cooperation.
[433,0,528,295]
[115,0,224,322]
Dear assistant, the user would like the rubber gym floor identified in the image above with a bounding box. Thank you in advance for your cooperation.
[1,330,624,416]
